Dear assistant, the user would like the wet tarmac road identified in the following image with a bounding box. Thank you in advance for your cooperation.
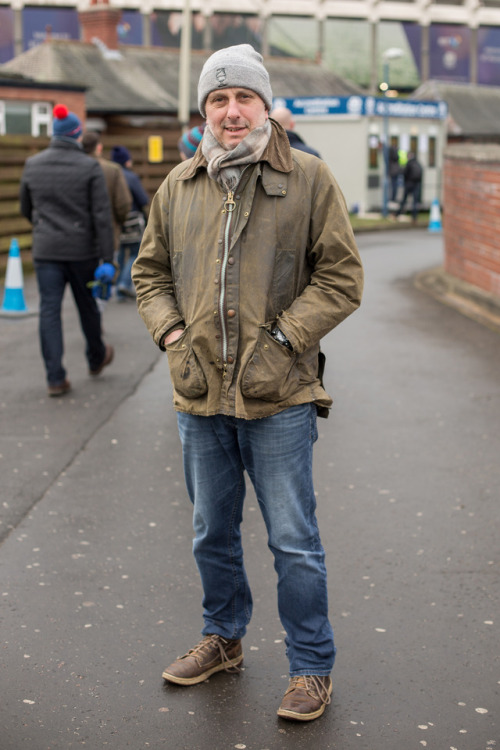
[1,230,498,749]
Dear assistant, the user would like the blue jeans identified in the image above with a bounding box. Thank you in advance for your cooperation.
[116,241,140,295]
[176,403,335,676]
[35,259,106,386]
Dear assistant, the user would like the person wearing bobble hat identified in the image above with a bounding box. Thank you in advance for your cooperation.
[132,45,363,721]
[110,145,150,300]
[20,104,115,397]
[177,124,206,161]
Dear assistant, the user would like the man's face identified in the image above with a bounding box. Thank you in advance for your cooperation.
[205,87,268,149]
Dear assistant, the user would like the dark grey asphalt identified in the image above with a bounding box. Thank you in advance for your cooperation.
[1,231,498,750]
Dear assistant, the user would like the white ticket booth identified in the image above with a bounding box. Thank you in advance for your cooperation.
[271,95,448,215]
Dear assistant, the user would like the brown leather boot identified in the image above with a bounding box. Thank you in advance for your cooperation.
[277,675,332,721]
[89,344,114,376]
[48,379,71,397]
[162,634,243,686]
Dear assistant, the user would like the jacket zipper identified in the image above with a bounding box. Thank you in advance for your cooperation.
[219,189,236,376]
[218,165,251,378]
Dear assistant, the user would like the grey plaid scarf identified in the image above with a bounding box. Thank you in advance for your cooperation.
[202,120,272,193]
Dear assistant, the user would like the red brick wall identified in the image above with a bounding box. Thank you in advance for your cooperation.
[443,144,500,298]
[1,86,86,123]
[79,7,121,49]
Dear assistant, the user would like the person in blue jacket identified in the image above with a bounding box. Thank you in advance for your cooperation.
[111,146,150,300]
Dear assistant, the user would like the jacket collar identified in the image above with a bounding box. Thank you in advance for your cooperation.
[178,118,293,182]
[50,138,83,151]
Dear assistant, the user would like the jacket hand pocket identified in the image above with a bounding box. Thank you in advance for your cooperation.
[241,328,300,401]
[165,329,208,399]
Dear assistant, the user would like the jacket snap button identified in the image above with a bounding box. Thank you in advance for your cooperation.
[228,257,234,265]
[227,309,236,318]
[227,355,234,364]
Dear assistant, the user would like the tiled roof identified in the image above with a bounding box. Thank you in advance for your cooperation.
[413,80,500,137]
[1,40,363,115]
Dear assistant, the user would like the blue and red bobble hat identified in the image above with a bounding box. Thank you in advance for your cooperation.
[52,104,83,139]
[178,125,205,159]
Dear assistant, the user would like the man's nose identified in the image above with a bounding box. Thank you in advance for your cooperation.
[226,98,241,118]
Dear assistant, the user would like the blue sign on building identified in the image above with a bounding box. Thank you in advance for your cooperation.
[272,95,448,120]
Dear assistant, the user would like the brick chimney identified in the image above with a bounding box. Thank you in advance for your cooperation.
[79,0,122,50]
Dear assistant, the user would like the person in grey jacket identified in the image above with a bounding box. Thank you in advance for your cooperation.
[20,104,115,397]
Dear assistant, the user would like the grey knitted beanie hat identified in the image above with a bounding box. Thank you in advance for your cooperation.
[198,44,273,117]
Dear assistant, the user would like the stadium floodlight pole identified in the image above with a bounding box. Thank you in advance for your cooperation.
[178,0,192,132]
[381,47,403,217]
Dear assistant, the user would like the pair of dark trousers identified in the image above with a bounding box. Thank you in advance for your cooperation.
[397,182,420,220]
[35,259,106,386]
[116,241,141,296]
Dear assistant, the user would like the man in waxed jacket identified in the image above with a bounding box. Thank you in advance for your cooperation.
[132,45,363,721]
[20,104,115,397]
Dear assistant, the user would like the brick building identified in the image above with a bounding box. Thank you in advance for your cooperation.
[443,144,500,298]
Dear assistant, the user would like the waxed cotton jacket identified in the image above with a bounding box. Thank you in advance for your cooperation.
[132,120,363,419]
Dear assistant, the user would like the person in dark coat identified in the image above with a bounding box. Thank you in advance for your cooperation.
[82,131,132,254]
[110,146,150,300]
[270,106,321,158]
[19,104,115,397]
[388,145,402,202]
[395,152,423,223]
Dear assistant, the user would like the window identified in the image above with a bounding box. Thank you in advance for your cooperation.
[428,136,436,167]
[368,134,379,169]
[0,100,53,135]
[5,101,31,134]
[32,102,52,136]
[410,135,418,157]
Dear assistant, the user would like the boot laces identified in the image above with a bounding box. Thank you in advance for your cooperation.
[288,675,331,705]
[186,634,241,673]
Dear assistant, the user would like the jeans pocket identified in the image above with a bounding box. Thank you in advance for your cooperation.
[165,329,208,399]
[241,328,300,401]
